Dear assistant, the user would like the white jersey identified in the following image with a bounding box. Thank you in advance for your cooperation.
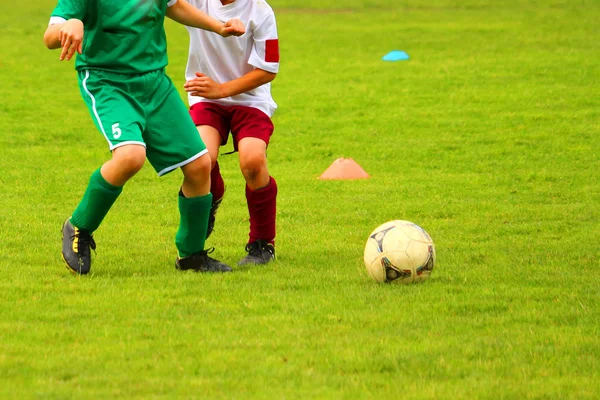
[185,0,279,117]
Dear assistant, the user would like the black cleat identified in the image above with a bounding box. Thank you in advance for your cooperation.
[61,218,96,275]
[206,194,224,239]
[175,249,232,273]
[238,240,275,266]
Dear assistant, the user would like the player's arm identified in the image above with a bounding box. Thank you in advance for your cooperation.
[184,68,276,99]
[166,0,245,37]
[43,18,84,61]
[44,0,87,61]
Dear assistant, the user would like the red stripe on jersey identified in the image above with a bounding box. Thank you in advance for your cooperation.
[265,39,279,63]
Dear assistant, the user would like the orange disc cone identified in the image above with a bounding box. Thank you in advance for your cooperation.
[319,158,370,180]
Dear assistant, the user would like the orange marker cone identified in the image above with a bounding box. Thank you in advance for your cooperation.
[319,158,370,180]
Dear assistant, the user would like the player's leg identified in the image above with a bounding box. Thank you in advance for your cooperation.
[69,144,145,235]
[198,126,226,239]
[190,102,230,239]
[175,154,231,272]
[145,73,231,272]
[101,144,147,186]
[62,71,147,275]
[231,107,277,266]
[180,152,211,197]
[238,137,270,189]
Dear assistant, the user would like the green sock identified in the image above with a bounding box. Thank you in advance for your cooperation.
[176,192,212,258]
[70,168,123,233]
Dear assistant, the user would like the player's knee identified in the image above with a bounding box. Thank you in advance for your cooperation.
[239,152,266,179]
[182,153,212,182]
[113,145,146,174]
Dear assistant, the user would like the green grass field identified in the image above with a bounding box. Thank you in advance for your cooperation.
[1,0,599,398]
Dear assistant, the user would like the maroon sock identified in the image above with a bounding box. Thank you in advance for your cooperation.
[246,177,277,245]
[211,161,225,202]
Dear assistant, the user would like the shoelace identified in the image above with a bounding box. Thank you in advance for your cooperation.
[194,247,226,270]
[190,247,215,263]
[180,248,215,262]
[245,241,272,257]
[71,232,97,254]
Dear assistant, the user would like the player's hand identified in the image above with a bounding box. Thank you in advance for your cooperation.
[184,72,226,99]
[58,19,84,61]
[219,18,245,37]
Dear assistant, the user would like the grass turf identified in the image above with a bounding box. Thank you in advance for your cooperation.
[0,0,598,398]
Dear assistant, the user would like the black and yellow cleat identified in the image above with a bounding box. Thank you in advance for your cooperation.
[206,194,224,239]
[61,218,96,275]
[175,249,232,273]
[237,240,275,266]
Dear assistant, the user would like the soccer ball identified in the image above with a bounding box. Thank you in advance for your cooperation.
[364,220,436,284]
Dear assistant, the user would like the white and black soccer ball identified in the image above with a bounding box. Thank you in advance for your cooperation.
[364,220,436,284]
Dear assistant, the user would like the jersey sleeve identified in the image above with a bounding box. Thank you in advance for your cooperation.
[49,0,87,24]
[248,13,280,74]
[167,0,178,7]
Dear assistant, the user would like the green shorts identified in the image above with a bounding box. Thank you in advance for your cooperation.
[78,69,206,176]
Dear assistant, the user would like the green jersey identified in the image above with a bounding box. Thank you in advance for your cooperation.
[51,0,176,74]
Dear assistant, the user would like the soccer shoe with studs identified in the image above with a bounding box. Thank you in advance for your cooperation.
[175,249,232,273]
[61,218,96,275]
[206,193,224,239]
[237,240,275,266]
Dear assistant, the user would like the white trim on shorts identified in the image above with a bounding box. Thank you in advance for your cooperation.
[112,141,146,150]
[157,149,208,177]
[81,70,116,150]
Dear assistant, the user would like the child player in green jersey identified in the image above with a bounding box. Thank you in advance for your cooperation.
[43,0,245,275]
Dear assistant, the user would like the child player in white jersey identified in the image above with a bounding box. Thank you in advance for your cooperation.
[183,0,280,265]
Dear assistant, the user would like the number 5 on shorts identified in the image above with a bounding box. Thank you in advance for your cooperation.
[112,123,122,139]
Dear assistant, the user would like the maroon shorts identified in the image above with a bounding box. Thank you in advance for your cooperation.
[189,102,274,151]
